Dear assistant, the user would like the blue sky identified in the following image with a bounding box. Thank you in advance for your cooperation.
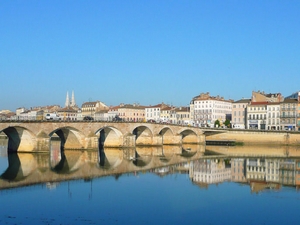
[1,0,299,111]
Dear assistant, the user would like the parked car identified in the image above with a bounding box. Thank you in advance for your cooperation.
[83,116,94,121]
[113,115,122,121]
[45,113,61,120]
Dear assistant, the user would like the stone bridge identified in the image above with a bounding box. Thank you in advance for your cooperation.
[0,121,205,152]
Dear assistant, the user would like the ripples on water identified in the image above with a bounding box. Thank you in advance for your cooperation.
[0,144,300,225]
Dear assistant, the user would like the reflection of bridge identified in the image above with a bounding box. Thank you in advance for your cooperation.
[0,121,205,152]
[0,146,205,190]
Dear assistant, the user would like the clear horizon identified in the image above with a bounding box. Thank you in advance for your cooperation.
[1,1,299,111]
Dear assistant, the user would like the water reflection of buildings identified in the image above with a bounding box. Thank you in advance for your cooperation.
[153,162,190,177]
[3,143,300,193]
[46,182,59,190]
[190,159,231,185]
[189,157,300,192]
[246,158,298,186]
[246,158,266,181]
[231,158,246,182]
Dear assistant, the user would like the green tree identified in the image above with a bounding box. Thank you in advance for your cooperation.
[214,120,220,127]
[224,119,231,128]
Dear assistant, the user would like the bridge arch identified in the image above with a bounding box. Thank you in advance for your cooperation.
[95,126,123,148]
[49,126,85,150]
[179,128,198,144]
[1,126,35,152]
[132,125,153,146]
[158,127,175,145]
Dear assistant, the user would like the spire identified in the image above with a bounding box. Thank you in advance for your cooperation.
[65,91,70,107]
[71,91,76,106]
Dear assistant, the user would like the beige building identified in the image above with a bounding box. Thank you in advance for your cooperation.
[247,91,283,130]
[280,98,298,130]
[0,110,14,120]
[160,106,174,123]
[118,104,145,122]
[285,91,300,131]
[232,99,250,129]
[251,91,283,103]
[17,109,44,120]
[246,102,267,129]
[175,107,190,125]
[57,107,78,121]
[81,101,108,118]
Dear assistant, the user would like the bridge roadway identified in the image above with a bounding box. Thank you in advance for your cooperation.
[0,121,205,152]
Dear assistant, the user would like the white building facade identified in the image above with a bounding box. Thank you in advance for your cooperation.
[145,103,168,122]
[191,93,233,127]
[266,103,281,130]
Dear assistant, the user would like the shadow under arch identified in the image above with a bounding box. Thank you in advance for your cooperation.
[132,125,153,145]
[158,127,175,145]
[1,126,35,153]
[49,126,85,150]
[96,126,123,148]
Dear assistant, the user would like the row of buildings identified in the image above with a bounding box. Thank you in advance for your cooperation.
[1,90,300,131]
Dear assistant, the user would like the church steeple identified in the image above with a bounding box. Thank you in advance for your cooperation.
[71,91,76,107]
[65,91,76,108]
[65,91,70,107]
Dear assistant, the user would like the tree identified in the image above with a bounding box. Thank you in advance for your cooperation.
[224,119,231,128]
[214,120,220,127]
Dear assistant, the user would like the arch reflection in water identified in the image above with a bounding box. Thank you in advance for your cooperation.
[0,153,38,181]
[98,147,123,170]
[3,144,300,193]
[50,137,68,173]
[50,138,88,174]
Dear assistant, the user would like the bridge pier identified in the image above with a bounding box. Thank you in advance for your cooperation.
[85,136,99,149]
[123,135,136,148]
[163,135,182,145]
[153,135,163,146]
[183,134,205,144]
[36,137,51,152]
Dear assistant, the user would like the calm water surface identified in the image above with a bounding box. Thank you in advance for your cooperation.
[0,143,300,225]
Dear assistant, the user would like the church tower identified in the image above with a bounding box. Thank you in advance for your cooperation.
[65,91,76,108]
[65,91,70,107]
[71,91,76,107]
